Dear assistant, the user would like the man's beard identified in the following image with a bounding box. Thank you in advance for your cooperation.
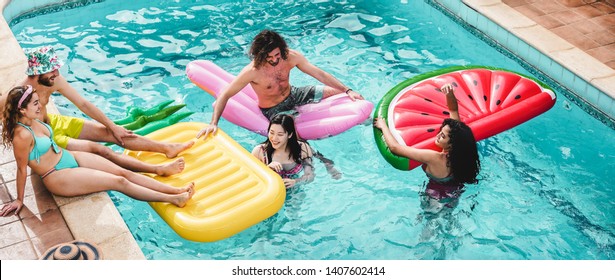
[37,75,54,87]
[268,58,280,66]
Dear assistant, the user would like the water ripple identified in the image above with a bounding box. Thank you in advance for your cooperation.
[12,0,615,260]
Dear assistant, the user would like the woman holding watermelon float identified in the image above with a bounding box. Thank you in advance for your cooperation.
[374,83,480,212]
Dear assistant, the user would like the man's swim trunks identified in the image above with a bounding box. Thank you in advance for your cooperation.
[48,114,85,149]
[260,85,324,120]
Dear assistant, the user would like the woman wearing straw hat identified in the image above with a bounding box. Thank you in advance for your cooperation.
[0,86,195,217]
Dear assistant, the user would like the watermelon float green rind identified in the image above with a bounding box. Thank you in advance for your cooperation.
[373,65,555,171]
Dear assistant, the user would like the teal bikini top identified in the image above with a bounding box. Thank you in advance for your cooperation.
[17,120,60,163]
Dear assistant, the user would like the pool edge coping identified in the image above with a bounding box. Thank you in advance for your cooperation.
[456,0,615,117]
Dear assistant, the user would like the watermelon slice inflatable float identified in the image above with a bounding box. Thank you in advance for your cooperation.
[374,66,556,170]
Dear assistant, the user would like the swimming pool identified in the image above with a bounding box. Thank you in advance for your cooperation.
[12,0,614,259]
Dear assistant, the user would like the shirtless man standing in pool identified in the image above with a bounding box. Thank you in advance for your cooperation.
[0,46,193,176]
[196,29,365,139]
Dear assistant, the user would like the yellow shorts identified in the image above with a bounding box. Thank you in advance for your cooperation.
[48,114,85,149]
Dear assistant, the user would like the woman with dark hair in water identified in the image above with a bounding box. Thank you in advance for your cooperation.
[252,114,315,188]
[374,83,480,212]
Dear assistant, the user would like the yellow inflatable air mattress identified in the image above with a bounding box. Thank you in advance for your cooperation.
[124,122,285,242]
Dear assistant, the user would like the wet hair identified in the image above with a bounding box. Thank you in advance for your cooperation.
[2,86,35,148]
[249,29,289,69]
[262,114,302,164]
[440,118,480,184]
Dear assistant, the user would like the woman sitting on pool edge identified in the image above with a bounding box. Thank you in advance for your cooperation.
[252,114,315,188]
[0,86,194,217]
[373,83,480,212]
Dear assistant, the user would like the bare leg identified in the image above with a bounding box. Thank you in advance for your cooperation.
[70,151,194,196]
[66,138,184,176]
[45,170,191,207]
[77,120,194,158]
[43,154,193,207]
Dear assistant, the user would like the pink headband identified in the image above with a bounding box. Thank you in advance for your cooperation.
[18,85,33,108]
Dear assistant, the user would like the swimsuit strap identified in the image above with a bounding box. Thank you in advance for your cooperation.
[261,145,270,165]
[422,165,454,183]
[17,121,41,163]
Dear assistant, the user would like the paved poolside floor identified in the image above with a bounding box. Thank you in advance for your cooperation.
[0,0,614,260]
[503,0,615,70]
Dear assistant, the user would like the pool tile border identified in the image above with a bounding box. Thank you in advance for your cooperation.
[430,0,615,129]
[3,0,104,23]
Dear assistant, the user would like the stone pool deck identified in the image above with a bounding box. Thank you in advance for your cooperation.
[0,0,614,259]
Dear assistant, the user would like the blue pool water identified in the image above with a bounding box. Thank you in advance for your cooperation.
[12,0,615,259]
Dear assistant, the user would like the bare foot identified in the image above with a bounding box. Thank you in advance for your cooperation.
[177,182,195,198]
[156,157,185,176]
[165,141,195,158]
[172,192,191,208]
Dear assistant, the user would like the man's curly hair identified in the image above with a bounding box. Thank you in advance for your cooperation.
[249,30,289,69]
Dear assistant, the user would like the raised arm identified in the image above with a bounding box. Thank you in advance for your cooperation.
[441,83,460,121]
[293,50,364,101]
[373,117,440,165]
[196,65,254,139]
[0,130,30,216]
[54,75,135,144]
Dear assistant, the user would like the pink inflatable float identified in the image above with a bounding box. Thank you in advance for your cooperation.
[186,60,374,140]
